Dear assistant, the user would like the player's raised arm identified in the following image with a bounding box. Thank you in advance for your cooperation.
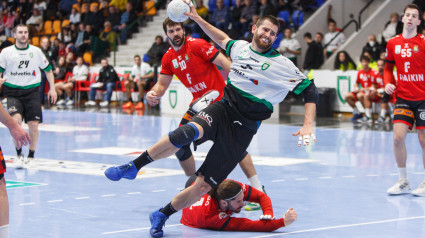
[184,0,231,49]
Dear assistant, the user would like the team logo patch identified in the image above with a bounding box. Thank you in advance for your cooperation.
[185,54,189,61]
[395,45,401,54]
[218,212,229,219]
[29,52,33,58]
[261,62,270,70]
[172,59,179,69]
[420,112,425,121]
[413,45,419,53]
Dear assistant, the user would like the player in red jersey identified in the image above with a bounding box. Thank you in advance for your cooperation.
[372,59,395,124]
[105,18,266,208]
[0,103,31,238]
[345,56,377,123]
[181,177,297,232]
[385,4,425,196]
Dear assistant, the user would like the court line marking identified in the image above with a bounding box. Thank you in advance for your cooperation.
[249,216,425,238]
[101,224,182,235]
[101,194,116,197]
[342,175,356,178]
[19,203,35,206]
[75,197,90,200]
[127,192,141,195]
[48,200,63,203]
[152,189,166,193]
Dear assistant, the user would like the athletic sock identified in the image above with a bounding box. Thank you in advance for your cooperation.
[380,109,387,118]
[248,175,262,191]
[353,108,360,114]
[159,202,177,217]
[132,150,153,170]
[16,148,22,156]
[365,108,372,118]
[398,167,407,180]
[28,150,35,158]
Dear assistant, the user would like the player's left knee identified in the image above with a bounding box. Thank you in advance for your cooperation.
[168,123,199,148]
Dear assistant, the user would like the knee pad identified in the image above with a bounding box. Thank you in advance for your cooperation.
[169,123,199,148]
[175,145,193,161]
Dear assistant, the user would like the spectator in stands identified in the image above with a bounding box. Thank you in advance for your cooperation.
[19,0,34,21]
[381,13,402,47]
[344,56,376,123]
[85,58,119,107]
[59,0,77,16]
[362,34,382,62]
[276,0,292,13]
[4,10,16,37]
[210,0,230,32]
[195,0,209,19]
[100,21,118,51]
[278,28,301,66]
[333,51,355,71]
[92,3,105,35]
[51,38,60,64]
[146,35,170,66]
[69,23,78,43]
[240,0,257,36]
[69,7,80,25]
[39,37,55,106]
[117,2,137,44]
[54,56,68,80]
[80,3,94,27]
[34,0,46,13]
[65,51,76,68]
[122,54,154,111]
[55,56,88,106]
[58,26,73,45]
[356,50,377,71]
[323,18,345,58]
[75,23,91,56]
[58,41,69,58]
[259,0,276,17]
[26,8,43,35]
[106,5,121,31]
[228,0,244,39]
[303,32,323,72]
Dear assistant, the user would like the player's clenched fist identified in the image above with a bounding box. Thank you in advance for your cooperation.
[146,91,160,106]
[283,208,297,226]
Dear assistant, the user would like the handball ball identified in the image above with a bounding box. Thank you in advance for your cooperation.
[167,0,191,22]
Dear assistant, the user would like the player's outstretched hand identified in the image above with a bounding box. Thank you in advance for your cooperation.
[9,123,31,148]
[385,83,396,95]
[147,90,160,106]
[183,0,199,20]
[292,126,316,147]
[259,214,275,220]
[48,88,57,104]
[283,208,297,226]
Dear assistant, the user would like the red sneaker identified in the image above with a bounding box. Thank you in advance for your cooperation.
[135,102,145,110]
[122,101,134,109]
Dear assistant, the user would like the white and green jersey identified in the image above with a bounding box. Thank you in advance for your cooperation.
[224,40,311,120]
[131,62,152,80]
[0,44,52,89]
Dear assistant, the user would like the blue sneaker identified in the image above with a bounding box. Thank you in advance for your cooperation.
[104,161,138,181]
[351,113,363,122]
[149,209,168,238]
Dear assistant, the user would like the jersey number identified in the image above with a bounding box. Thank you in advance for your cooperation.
[405,62,410,72]
[401,49,412,58]
[186,73,192,84]
[18,60,29,68]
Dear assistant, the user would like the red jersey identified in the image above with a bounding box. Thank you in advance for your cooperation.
[373,71,384,89]
[356,68,376,89]
[160,37,226,103]
[385,34,425,100]
[181,181,285,232]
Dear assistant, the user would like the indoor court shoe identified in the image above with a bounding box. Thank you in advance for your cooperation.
[387,179,411,195]
[149,209,168,238]
[412,181,425,197]
[85,100,96,106]
[356,116,372,124]
[104,161,138,181]
[375,116,385,124]
[122,101,134,109]
[65,100,74,106]
[351,113,363,122]
[14,154,24,169]
[56,99,65,105]
[135,102,145,110]
[99,101,109,107]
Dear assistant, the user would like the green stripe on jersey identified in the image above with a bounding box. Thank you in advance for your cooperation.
[43,64,52,71]
[293,79,311,95]
[227,80,273,111]
[226,40,237,56]
[3,82,40,89]
[0,67,4,73]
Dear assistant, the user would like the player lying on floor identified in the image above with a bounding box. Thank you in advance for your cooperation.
[181,177,297,232]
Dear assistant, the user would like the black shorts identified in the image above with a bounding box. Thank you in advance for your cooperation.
[0,147,5,180]
[393,97,425,129]
[6,89,43,123]
[191,101,258,188]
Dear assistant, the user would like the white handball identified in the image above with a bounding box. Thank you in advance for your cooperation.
[167,0,192,22]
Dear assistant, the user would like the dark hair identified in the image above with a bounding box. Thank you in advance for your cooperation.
[256,15,280,32]
[360,55,370,62]
[163,17,184,33]
[209,180,242,201]
[13,24,28,33]
[134,54,141,59]
[404,3,420,15]
[155,35,164,41]
[316,32,323,38]
[334,51,355,71]
[328,18,336,25]
[304,32,312,39]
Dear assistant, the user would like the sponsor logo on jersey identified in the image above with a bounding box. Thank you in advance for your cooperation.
[420,112,425,121]
[197,111,213,126]
[172,59,179,69]
[10,71,32,76]
[188,82,208,94]
[32,70,36,76]
[249,78,258,85]
[7,106,17,113]
[206,46,214,56]
[249,56,259,63]
[413,45,419,53]
[261,62,270,70]
[289,79,296,83]
[398,74,424,82]
[218,212,229,219]
[209,176,217,185]
[231,67,245,77]
[395,45,401,54]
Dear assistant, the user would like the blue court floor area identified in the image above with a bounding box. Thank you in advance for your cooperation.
[1,108,425,238]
